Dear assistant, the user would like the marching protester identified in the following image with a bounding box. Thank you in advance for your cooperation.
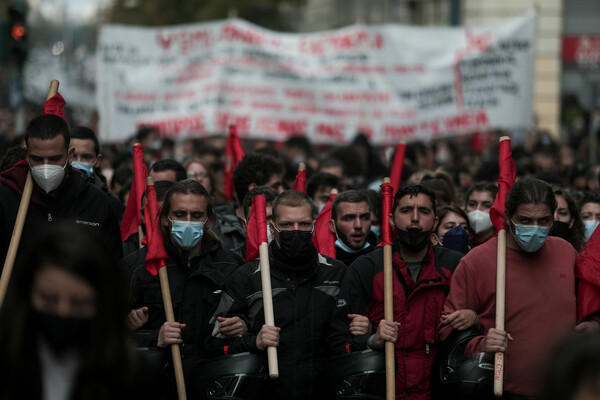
[214,152,285,252]
[0,224,141,400]
[149,159,188,183]
[237,186,278,260]
[464,182,498,247]
[579,191,600,244]
[328,189,377,266]
[207,190,346,400]
[430,205,472,254]
[332,185,465,399]
[183,157,226,205]
[440,178,591,399]
[0,114,123,267]
[70,126,125,221]
[121,179,244,399]
[550,188,585,252]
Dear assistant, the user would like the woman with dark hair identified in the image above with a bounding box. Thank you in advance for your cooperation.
[0,224,140,400]
[430,205,472,254]
[551,188,585,252]
[183,157,225,205]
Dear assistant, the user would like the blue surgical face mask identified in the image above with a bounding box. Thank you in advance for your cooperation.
[71,161,95,176]
[317,204,325,215]
[333,223,371,254]
[584,220,600,243]
[440,225,470,254]
[169,218,206,250]
[510,219,550,253]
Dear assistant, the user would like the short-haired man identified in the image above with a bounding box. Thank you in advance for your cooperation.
[440,178,593,398]
[465,182,498,246]
[122,180,244,398]
[149,159,187,183]
[332,185,464,399]
[207,190,346,400]
[329,190,377,266]
[214,152,285,252]
[307,172,340,214]
[70,126,124,220]
[0,114,122,267]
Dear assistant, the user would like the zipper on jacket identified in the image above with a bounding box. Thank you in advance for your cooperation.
[425,343,430,355]
[48,213,52,222]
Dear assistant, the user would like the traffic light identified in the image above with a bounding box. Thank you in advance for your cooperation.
[8,0,28,69]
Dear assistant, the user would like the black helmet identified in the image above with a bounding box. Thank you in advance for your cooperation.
[315,349,385,399]
[190,352,266,400]
[431,327,494,400]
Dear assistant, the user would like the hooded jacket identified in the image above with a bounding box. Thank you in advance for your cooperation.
[0,162,122,268]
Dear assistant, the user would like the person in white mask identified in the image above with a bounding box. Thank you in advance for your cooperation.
[579,192,600,244]
[0,114,122,268]
[464,182,498,247]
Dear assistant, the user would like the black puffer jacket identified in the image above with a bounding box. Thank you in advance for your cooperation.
[0,163,122,268]
[207,243,347,400]
[121,233,243,364]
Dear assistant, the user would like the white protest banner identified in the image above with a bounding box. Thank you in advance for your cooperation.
[97,12,536,145]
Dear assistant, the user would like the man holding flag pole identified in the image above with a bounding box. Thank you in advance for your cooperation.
[208,190,346,400]
[439,137,592,399]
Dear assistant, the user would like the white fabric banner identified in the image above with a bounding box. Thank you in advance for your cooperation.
[97,12,536,144]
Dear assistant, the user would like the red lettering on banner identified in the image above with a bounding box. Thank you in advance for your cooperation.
[123,92,158,102]
[251,101,283,111]
[155,29,211,54]
[137,114,206,138]
[299,29,383,55]
[284,89,315,101]
[316,123,345,141]
[216,113,250,134]
[256,117,307,136]
[221,24,266,46]
[384,124,417,140]
[443,111,488,132]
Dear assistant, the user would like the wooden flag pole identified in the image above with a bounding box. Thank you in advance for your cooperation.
[256,193,278,378]
[147,177,187,400]
[382,177,395,400]
[494,136,511,398]
[0,80,59,308]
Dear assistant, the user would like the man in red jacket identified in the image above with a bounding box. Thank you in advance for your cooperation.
[333,185,466,399]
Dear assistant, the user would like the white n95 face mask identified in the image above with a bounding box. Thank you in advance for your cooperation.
[467,210,493,234]
[30,159,67,194]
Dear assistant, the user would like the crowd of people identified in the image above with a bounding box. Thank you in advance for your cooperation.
[1,110,600,400]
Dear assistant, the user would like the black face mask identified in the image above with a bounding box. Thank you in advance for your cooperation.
[550,221,570,240]
[275,229,316,265]
[33,310,92,355]
[396,228,431,253]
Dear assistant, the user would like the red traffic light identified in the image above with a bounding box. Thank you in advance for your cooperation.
[11,23,25,41]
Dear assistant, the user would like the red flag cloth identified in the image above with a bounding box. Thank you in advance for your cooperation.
[389,143,406,197]
[246,194,268,263]
[312,192,337,258]
[380,181,394,246]
[42,93,67,122]
[144,183,169,276]
[120,144,148,241]
[292,168,306,193]
[224,125,245,202]
[575,222,600,321]
[489,138,516,232]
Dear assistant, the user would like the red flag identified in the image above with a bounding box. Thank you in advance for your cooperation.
[576,222,600,321]
[144,183,169,276]
[489,138,516,232]
[292,164,306,193]
[224,125,245,202]
[42,93,67,122]
[312,192,337,258]
[389,143,406,197]
[246,194,268,263]
[380,181,394,246]
[120,144,148,241]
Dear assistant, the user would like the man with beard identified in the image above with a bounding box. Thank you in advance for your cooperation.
[332,185,465,400]
[207,190,346,400]
[329,190,377,266]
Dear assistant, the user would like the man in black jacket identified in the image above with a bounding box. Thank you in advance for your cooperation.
[121,180,244,398]
[208,190,346,400]
[0,114,122,268]
[329,190,377,266]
